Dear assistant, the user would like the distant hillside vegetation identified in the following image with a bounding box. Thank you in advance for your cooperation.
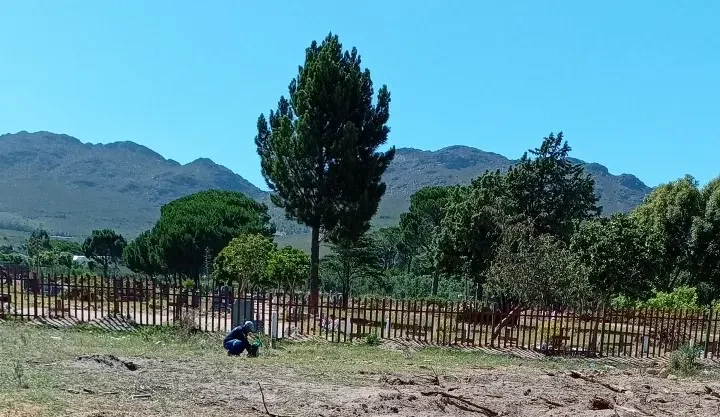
[0,132,651,243]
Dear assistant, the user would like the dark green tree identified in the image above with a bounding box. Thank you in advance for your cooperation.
[570,214,655,301]
[50,240,83,255]
[690,178,720,303]
[399,186,452,293]
[82,229,127,277]
[504,132,601,240]
[255,33,395,308]
[152,190,274,279]
[370,226,407,272]
[26,229,51,271]
[123,230,163,277]
[435,173,506,293]
[632,175,703,291]
[322,234,382,306]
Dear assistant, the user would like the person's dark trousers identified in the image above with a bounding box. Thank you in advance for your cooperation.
[224,339,247,356]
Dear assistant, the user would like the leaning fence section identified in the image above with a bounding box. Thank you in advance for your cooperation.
[1,272,719,359]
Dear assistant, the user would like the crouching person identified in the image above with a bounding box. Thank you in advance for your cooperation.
[223,320,256,356]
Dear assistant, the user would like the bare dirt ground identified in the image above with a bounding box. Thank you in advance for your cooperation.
[2,322,720,417]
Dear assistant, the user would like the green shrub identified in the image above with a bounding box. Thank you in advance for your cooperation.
[365,329,380,346]
[669,342,702,376]
[610,295,638,309]
[640,286,701,311]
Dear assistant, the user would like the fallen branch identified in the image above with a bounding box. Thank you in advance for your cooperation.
[258,382,293,417]
[538,396,564,407]
[441,397,487,414]
[569,371,626,393]
[706,386,720,399]
[131,394,152,399]
[421,391,498,416]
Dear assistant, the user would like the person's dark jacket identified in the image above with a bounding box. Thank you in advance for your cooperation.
[223,324,250,346]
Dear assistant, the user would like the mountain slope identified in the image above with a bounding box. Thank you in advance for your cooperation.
[374,146,652,226]
[0,131,265,236]
[0,132,652,240]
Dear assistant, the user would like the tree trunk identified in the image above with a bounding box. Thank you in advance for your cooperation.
[309,225,320,314]
[341,264,351,309]
[431,272,439,296]
[342,284,350,309]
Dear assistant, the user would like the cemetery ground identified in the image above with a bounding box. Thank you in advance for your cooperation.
[2,322,720,417]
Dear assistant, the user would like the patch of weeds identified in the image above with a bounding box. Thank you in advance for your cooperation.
[669,342,702,376]
[19,331,29,346]
[365,329,380,346]
[176,310,200,336]
[12,359,28,389]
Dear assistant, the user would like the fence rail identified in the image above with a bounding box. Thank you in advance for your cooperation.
[1,272,719,359]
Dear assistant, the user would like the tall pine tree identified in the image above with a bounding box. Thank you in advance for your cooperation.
[255,34,395,308]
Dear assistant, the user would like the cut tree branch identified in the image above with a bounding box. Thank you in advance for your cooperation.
[258,382,293,417]
[569,371,626,393]
[421,391,498,416]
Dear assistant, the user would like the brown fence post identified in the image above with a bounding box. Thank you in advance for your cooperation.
[112,277,120,314]
[705,307,713,359]
[32,272,38,317]
[175,288,185,321]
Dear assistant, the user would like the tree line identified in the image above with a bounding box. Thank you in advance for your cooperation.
[320,136,720,310]
[5,33,719,312]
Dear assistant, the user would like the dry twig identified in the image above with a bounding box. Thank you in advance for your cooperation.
[421,391,498,416]
[705,386,720,399]
[430,367,441,386]
[258,382,293,417]
[570,371,626,393]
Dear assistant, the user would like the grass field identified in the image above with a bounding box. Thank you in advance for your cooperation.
[2,322,720,416]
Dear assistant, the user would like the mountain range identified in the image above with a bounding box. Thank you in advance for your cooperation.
[0,131,652,245]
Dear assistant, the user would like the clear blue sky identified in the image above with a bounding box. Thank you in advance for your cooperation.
[0,1,717,189]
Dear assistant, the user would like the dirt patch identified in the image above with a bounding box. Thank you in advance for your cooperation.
[51,358,720,416]
[76,355,138,371]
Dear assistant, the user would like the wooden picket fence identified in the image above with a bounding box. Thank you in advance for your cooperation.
[1,271,719,359]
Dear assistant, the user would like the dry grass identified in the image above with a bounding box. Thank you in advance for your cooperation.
[0,321,528,416]
[2,321,719,416]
